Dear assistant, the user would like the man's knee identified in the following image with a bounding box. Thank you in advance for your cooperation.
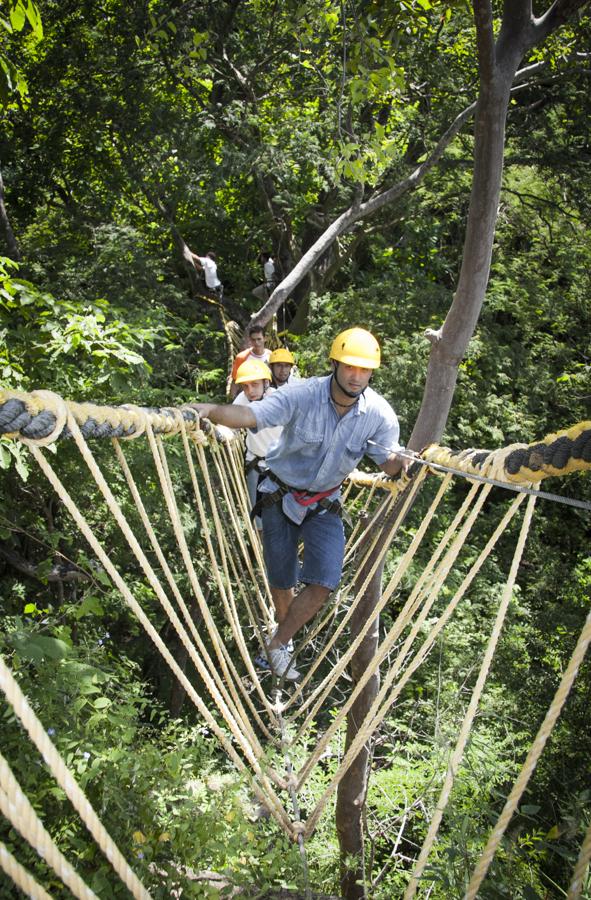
[302,583,332,610]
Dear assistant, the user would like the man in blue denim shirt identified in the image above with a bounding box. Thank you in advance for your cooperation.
[192,327,409,679]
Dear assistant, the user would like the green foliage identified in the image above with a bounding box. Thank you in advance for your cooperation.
[0,1,590,897]
[0,638,303,897]
[0,256,151,396]
[0,0,42,105]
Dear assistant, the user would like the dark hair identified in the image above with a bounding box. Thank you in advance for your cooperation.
[247,324,264,336]
[206,250,216,261]
[259,251,271,263]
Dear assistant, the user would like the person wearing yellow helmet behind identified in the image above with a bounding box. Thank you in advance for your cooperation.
[232,358,282,533]
[192,327,409,680]
[268,347,299,388]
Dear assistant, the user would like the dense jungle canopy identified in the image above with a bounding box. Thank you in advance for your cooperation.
[0,1,590,898]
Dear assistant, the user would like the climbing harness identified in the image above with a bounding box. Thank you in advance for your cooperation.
[244,454,267,476]
[251,473,344,521]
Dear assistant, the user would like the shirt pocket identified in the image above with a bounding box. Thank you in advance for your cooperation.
[336,440,366,480]
[292,423,324,458]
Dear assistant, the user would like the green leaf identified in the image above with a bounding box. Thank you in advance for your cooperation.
[93,697,112,709]
[9,2,26,32]
[12,633,71,661]
[73,595,104,619]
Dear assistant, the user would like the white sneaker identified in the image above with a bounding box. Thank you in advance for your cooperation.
[266,643,300,681]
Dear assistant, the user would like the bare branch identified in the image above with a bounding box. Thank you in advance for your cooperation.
[533,0,591,46]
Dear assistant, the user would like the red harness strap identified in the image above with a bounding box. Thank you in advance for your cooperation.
[292,487,340,507]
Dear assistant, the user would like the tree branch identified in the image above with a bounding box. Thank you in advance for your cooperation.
[473,0,496,81]
[0,545,89,584]
[533,0,590,46]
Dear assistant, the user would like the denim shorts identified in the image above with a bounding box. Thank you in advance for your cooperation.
[261,501,345,591]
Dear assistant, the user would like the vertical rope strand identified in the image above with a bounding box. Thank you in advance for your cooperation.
[0,698,149,899]
[112,437,272,738]
[465,600,591,898]
[0,764,98,900]
[567,816,591,900]
[290,474,454,730]
[153,426,276,732]
[283,471,428,716]
[404,493,536,899]
[0,841,53,900]
[303,492,526,837]
[26,444,292,829]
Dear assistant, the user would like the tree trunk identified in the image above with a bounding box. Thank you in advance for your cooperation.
[336,483,421,900]
[335,572,381,899]
[335,3,588,895]
[0,166,21,261]
[409,77,517,444]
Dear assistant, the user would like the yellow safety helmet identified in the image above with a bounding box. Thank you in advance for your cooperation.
[269,347,295,365]
[329,327,381,369]
[234,358,272,384]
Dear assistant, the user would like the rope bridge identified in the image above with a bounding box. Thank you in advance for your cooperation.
[0,388,590,899]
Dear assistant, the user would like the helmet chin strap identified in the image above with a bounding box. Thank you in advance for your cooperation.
[332,362,365,399]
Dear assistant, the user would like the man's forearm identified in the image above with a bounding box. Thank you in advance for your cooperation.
[190,403,257,429]
[380,451,410,477]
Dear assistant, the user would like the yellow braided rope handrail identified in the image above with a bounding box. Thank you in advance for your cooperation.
[0,388,234,444]
[0,656,151,899]
[0,840,53,900]
[422,420,591,484]
[0,750,100,900]
[3,390,589,485]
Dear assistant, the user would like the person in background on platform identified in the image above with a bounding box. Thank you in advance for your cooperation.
[229,324,271,399]
[252,251,277,302]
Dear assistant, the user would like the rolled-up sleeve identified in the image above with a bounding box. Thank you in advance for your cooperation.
[250,387,297,431]
[364,404,402,465]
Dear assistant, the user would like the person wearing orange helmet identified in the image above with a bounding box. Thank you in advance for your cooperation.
[192,327,409,680]
[232,359,282,533]
[268,347,298,388]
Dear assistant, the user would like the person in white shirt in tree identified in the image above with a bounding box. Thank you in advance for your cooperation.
[252,251,277,302]
[191,250,222,295]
